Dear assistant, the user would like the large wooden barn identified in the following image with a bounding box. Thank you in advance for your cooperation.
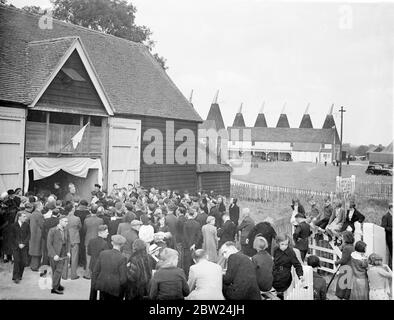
[0,6,202,199]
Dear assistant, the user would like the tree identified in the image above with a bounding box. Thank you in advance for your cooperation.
[355,145,369,156]
[22,6,47,14]
[23,0,167,70]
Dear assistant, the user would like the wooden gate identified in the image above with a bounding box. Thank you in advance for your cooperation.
[0,106,26,191]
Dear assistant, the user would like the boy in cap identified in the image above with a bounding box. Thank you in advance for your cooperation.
[307,255,327,300]
[91,234,128,300]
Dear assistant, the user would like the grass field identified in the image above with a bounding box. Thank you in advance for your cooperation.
[232,161,392,192]
[232,161,392,227]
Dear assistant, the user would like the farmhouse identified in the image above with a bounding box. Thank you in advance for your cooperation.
[0,6,203,198]
[228,104,341,163]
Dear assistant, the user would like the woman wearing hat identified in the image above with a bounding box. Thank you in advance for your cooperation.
[149,248,189,300]
[349,241,369,300]
[367,253,392,300]
[125,239,153,300]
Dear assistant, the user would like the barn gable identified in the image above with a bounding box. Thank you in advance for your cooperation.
[0,6,202,122]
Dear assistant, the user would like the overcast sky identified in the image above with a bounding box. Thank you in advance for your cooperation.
[9,0,394,146]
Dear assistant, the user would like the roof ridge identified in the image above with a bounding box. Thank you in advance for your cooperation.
[28,36,78,45]
[0,4,145,49]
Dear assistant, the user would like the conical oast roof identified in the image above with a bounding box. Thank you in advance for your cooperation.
[276,114,290,128]
[254,113,267,127]
[206,103,226,130]
[232,113,246,127]
[322,114,336,129]
[299,114,313,128]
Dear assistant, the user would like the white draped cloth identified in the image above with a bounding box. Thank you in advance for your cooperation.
[24,157,103,193]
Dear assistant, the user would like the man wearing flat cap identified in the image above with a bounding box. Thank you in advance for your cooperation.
[47,215,71,294]
[88,225,110,300]
[92,234,128,300]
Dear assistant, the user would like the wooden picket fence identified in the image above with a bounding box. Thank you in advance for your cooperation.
[231,180,332,205]
[355,181,392,199]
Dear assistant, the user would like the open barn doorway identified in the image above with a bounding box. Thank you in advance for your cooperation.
[27,168,99,203]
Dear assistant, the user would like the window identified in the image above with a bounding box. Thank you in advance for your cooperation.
[50,112,80,125]
[83,115,102,127]
[27,110,46,122]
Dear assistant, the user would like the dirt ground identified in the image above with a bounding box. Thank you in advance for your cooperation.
[0,262,90,300]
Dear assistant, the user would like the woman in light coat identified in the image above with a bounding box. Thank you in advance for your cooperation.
[186,249,224,300]
[201,216,218,262]
[367,253,392,300]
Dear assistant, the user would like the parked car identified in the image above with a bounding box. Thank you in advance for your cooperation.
[365,164,393,176]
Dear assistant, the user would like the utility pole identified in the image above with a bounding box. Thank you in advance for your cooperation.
[339,106,346,176]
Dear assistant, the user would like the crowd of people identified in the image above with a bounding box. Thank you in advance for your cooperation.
[0,182,392,300]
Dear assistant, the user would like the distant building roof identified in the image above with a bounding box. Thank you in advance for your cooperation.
[383,142,393,153]
[227,127,337,144]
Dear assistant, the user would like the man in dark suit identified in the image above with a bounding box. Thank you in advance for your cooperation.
[340,201,365,233]
[381,204,392,267]
[42,208,60,267]
[92,234,128,300]
[83,204,103,279]
[75,199,90,268]
[229,198,240,226]
[236,209,255,255]
[221,241,261,300]
[209,200,222,229]
[182,211,202,277]
[218,214,237,250]
[88,225,110,300]
[9,212,30,283]
[165,202,179,246]
[195,206,208,228]
[65,202,82,280]
[293,213,312,261]
[47,216,71,294]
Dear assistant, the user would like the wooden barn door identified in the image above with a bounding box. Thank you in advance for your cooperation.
[108,118,141,189]
[0,106,26,191]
